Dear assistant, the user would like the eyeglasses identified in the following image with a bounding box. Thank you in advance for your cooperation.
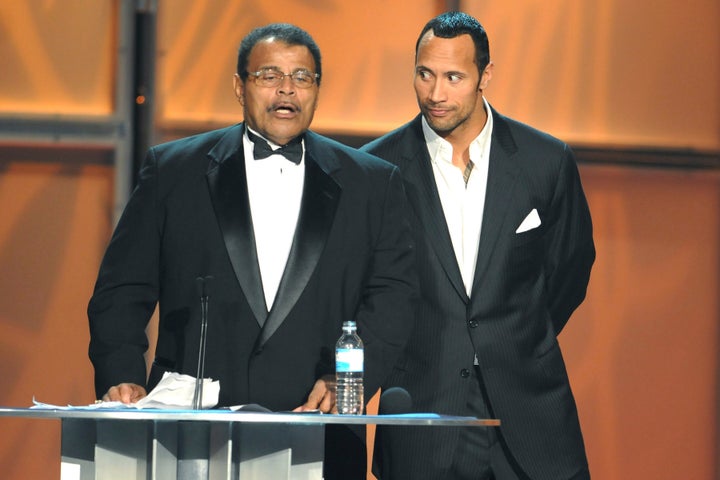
[247,67,320,89]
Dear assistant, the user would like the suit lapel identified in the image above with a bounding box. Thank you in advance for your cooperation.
[402,117,468,303]
[257,132,341,347]
[206,124,269,327]
[470,110,520,300]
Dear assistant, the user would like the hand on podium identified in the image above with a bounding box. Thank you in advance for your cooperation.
[102,383,147,404]
[293,374,337,413]
[99,373,219,409]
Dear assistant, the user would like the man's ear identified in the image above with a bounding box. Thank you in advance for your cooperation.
[479,61,494,91]
[233,73,244,106]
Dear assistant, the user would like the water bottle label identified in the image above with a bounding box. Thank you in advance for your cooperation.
[336,349,363,372]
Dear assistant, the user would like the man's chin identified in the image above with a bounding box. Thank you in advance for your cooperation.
[423,116,456,135]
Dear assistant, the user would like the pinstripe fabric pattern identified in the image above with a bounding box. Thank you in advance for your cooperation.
[362,108,594,480]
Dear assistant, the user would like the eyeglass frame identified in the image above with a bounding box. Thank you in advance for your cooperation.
[246,67,321,89]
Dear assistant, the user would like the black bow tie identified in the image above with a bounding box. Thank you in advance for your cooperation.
[247,129,303,165]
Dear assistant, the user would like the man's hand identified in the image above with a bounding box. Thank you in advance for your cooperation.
[101,383,148,404]
[293,374,337,413]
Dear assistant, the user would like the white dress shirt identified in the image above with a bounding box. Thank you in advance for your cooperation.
[422,98,493,296]
[243,128,305,310]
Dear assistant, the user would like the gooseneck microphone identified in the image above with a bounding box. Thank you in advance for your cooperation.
[378,387,413,415]
[192,276,213,410]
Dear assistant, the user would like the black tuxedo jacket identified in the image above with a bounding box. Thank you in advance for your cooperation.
[362,110,595,480]
[88,123,417,414]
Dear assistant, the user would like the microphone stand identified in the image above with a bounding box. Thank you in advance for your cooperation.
[192,276,212,410]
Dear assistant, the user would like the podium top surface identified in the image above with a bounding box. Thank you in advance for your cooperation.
[0,407,499,427]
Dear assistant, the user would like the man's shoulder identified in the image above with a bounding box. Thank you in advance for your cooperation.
[305,130,397,173]
[491,110,578,183]
[138,125,242,185]
[361,117,422,156]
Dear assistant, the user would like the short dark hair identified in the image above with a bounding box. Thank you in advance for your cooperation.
[415,12,490,75]
[236,23,322,86]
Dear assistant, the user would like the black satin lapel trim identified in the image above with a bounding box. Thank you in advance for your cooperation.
[405,143,468,303]
[256,158,340,347]
[470,138,518,300]
[206,151,269,326]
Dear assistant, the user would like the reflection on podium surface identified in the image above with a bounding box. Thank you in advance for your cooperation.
[0,407,498,480]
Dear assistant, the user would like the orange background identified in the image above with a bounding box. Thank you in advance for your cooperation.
[0,1,719,479]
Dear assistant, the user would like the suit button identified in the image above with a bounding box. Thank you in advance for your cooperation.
[468,319,479,328]
[460,368,470,378]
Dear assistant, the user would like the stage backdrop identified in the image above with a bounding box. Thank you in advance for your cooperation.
[0,1,719,479]
[1,0,718,150]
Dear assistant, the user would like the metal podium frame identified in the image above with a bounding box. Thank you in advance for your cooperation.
[0,407,499,480]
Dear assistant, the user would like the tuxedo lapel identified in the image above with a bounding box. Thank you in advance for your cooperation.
[402,118,467,303]
[470,110,520,300]
[257,133,341,347]
[206,124,269,327]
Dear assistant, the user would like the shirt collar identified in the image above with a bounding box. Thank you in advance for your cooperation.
[245,125,304,151]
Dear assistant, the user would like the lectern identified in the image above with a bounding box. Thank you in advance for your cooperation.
[0,407,499,480]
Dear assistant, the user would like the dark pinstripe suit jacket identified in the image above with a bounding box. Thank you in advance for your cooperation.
[362,109,595,480]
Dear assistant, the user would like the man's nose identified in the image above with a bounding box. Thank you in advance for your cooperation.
[277,75,296,95]
[427,79,446,103]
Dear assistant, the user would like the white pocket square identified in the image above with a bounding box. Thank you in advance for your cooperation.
[515,208,541,233]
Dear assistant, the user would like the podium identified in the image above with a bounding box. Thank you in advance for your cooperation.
[0,407,498,480]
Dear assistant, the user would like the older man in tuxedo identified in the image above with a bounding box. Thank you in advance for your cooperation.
[88,23,417,479]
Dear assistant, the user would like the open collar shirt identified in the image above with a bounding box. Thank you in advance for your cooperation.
[422,98,494,296]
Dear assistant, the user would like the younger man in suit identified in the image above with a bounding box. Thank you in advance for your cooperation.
[88,23,417,479]
[362,11,595,480]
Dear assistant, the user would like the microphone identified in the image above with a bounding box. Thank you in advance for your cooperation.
[192,276,213,410]
[378,387,412,415]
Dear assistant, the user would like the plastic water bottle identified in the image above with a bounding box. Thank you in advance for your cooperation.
[335,320,364,415]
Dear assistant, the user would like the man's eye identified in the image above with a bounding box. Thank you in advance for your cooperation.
[262,72,280,81]
[448,74,461,82]
[293,73,311,84]
[417,70,431,80]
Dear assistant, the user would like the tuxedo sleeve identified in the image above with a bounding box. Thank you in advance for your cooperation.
[355,166,418,400]
[544,145,595,334]
[87,149,162,398]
